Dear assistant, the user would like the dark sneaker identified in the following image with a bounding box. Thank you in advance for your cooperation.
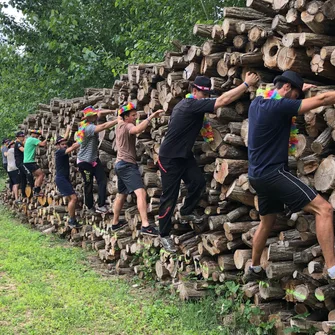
[111,221,128,232]
[14,200,22,204]
[141,225,159,236]
[160,236,178,253]
[87,207,96,215]
[68,219,82,229]
[96,205,110,214]
[242,267,267,283]
[33,191,44,197]
[326,274,335,285]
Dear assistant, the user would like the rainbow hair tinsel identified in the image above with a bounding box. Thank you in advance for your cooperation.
[257,88,298,156]
[118,102,136,116]
[74,106,99,144]
[81,106,98,120]
[186,94,214,142]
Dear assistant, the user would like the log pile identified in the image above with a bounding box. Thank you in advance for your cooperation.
[2,0,335,332]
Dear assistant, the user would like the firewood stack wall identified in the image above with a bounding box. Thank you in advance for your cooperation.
[2,0,335,332]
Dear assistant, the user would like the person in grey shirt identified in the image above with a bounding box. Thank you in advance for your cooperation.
[75,106,118,214]
[1,138,12,190]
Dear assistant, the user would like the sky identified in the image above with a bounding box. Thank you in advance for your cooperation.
[0,0,24,22]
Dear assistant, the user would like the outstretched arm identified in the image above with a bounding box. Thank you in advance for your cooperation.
[299,91,335,115]
[94,119,118,133]
[129,110,163,135]
[65,142,80,155]
[214,72,259,110]
[97,109,114,119]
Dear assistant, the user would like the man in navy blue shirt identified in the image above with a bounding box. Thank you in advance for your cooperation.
[245,70,335,282]
[55,125,80,229]
[158,73,259,252]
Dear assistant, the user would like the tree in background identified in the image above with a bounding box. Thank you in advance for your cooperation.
[0,0,244,138]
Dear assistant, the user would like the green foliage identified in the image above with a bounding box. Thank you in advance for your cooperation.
[0,0,245,139]
[215,281,276,335]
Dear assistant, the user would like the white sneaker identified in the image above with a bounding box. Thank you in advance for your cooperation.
[96,206,109,214]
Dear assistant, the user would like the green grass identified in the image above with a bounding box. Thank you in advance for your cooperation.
[0,208,226,335]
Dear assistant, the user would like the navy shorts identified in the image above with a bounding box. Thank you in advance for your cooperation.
[249,165,318,216]
[115,160,144,194]
[55,175,75,196]
[8,170,20,185]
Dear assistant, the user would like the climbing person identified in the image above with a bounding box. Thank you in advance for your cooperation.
[112,102,163,233]
[244,70,335,282]
[23,129,47,196]
[2,138,12,190]
[14,131,33,198]
[5,140,21,202]
[75,106,118,214]
[158,73,259,252]
[55,124,81,229]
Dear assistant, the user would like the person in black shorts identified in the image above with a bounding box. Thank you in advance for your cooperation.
[2,138,12,191]
[158,73,259,252]
[55,126,81,229]
[23,129,48,196]
[14,131,34,198]
[5,141,21,202]
[244,70,335,282]
[112,103,162,234]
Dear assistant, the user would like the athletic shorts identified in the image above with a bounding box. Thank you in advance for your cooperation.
[55,175,75,197]
[115,160,144,194]
[8,170,20,185]
[249,165,318,216]
[23,162,40,173]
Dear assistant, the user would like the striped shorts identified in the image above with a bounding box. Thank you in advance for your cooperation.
[249,165,318,216]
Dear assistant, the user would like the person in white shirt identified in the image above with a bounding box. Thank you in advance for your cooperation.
[5,141,21,203]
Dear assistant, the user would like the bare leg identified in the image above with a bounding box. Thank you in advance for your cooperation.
[251,214,277,266]
[68,194,77,219]
[33,169,44,187]
[134,188,149,227]
[304,194,335,269]
[112,193,127,225]
[12,184,19,200]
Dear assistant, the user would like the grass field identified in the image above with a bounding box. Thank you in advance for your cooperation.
[0,208,227,335]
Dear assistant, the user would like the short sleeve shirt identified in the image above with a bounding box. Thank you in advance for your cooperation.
[116,122,137,164]
[77,124,98,163]
[7,148,17,171]
[1,146,8,164]
[248,96,302,177]
[55,148,70,178]
[159,98,216,159]
[23,137,40,163]
[14,141,24,166]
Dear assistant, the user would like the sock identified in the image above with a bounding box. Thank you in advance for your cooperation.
[328,265,335,279]
[251,265,262,273]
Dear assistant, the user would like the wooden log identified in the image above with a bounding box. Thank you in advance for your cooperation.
[234,249,252,269]
[314,155,335,192]
[266,261,302,279]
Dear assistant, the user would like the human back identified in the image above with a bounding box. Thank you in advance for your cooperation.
[23,136,40,163]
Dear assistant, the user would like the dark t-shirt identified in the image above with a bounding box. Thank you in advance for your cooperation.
[14,141,24,166]
[55,148,70,178]
[159,98,216,159]
[248,96,302,178]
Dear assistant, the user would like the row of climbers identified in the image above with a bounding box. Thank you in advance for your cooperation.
[3,71,335,283]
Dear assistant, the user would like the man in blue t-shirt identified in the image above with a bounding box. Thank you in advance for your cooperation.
[245,70,335,283]
[158,73,259,252]
[55,125,80,229]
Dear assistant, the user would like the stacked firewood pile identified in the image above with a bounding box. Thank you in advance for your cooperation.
[2,0,335,333]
